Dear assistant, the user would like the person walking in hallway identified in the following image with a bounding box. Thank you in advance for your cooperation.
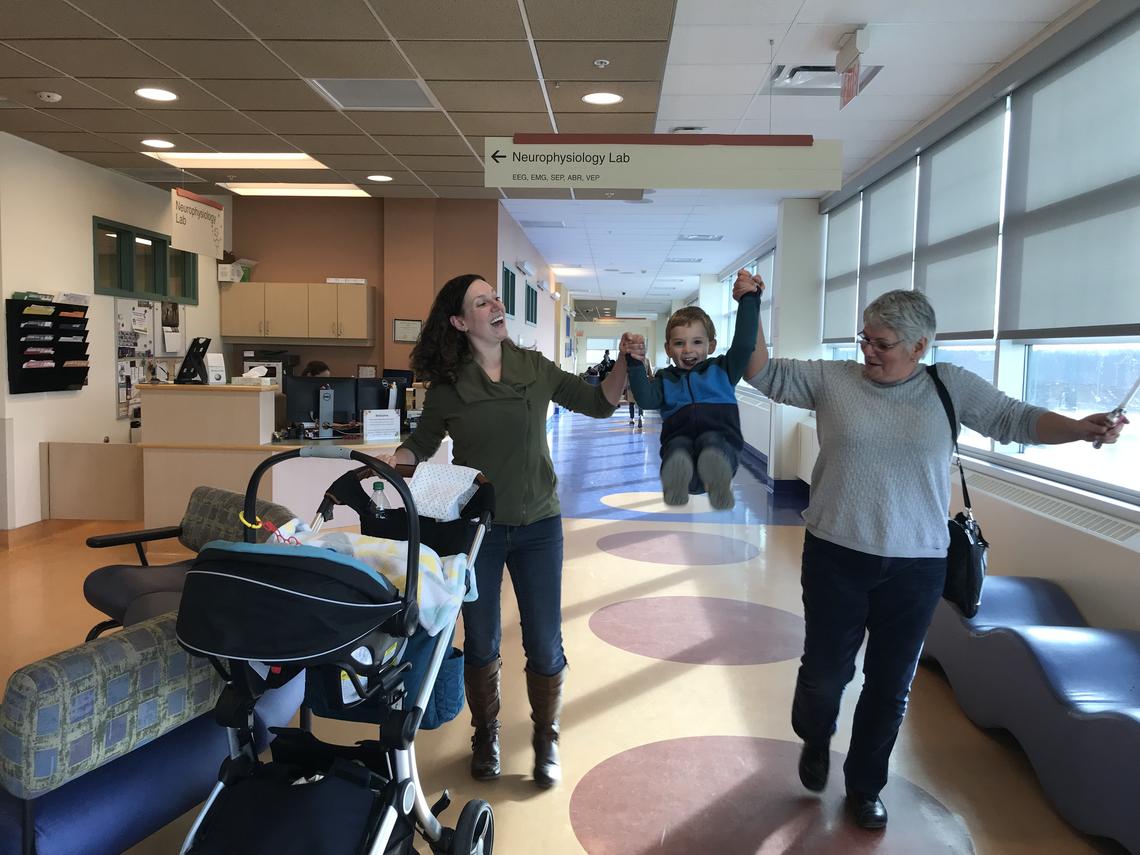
[740,273,1128,830]
[381,273,633,789]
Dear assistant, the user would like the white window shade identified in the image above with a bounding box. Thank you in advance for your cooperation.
[859,160,917,310]
[1000,16,1140,337]
[915,104,1005,338]
[823,198,860,341]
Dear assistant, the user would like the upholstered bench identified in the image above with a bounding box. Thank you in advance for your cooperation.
[0,612,303,855]
[924,576,1140,854]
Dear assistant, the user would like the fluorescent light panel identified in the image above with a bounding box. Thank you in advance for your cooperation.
[145,152,328,170]
[217,182,368,197]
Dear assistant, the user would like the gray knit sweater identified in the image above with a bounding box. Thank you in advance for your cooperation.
[747,360,1048,558]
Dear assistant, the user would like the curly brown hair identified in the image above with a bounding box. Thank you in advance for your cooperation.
[666,306,716,341]
[410,273,486,385]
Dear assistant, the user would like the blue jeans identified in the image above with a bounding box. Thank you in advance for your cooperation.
[461,515,566,677]
[791,531,946,797]
[660,430,739,493]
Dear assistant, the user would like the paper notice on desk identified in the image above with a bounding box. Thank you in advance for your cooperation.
[363,409,401,441]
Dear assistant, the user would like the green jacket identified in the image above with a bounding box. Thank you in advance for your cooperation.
[400,343,616,526]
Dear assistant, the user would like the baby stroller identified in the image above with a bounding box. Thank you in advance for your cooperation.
[174,447,495,855]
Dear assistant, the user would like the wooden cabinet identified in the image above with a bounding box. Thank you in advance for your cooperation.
[221,282,373,342]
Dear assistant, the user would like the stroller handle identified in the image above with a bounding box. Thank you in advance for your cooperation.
[241,448,421,637]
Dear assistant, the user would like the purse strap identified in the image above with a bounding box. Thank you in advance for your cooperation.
[926,364,974,514]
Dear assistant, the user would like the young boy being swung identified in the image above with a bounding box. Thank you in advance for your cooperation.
[625,273,764,509]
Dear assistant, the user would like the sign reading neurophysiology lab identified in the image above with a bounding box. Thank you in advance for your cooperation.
[484,134,842,191]
[170,188,224,259]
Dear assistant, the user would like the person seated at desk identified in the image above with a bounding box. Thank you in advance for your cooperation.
[300,360,331,378]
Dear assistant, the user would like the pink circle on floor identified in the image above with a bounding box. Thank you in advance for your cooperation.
[570,736,974,854]
[597,530,759,565]
[590,597,804,665]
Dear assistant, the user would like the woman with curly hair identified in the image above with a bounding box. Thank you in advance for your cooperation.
[382,273,632,789]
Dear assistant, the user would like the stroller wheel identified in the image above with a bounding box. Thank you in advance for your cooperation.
[450,800,494,854]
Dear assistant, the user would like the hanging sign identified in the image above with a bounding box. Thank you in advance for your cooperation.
[485,134,842,191]
[170,188,224,259]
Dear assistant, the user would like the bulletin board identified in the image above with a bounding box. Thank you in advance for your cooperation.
[114,298,187,419]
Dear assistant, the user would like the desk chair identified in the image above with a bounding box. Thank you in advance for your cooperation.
[82,486,296,641]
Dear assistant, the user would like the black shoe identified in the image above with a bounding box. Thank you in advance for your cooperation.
[845,793,888,830]
[797,742,829,792]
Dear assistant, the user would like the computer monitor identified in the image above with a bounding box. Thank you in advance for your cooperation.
[174,337,211,384]
[284,375,358,424]
[358,377,407,421]
[382,368,415,385]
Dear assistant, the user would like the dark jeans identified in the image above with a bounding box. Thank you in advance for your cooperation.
[661,430,739,493]
[791,531,946,797]
[461,514,566,677]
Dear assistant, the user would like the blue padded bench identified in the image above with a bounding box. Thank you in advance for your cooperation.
[923,576,1140,854]
[0,613,304,855]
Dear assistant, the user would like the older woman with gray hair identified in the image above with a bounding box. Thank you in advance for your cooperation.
[734,272,1127,830]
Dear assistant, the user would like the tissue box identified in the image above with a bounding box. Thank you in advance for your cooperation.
[231,376,275,386]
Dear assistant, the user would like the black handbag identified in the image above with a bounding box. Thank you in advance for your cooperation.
[928,365,989,618]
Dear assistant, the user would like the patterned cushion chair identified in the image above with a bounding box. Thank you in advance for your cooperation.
[0,612,303,855]
[82,486,297,639]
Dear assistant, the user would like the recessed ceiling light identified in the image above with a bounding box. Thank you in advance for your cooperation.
[582,92,623,106]
[217,182,368,197]
[145,152,326,170]
[367,174,393,182]
[141,138,175,149]
[135,87,178,102]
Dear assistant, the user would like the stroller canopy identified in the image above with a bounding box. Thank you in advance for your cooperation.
[177,541,405,665]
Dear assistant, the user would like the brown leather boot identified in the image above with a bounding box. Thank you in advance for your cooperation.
[464,659,501,781]
[526,667,566,789]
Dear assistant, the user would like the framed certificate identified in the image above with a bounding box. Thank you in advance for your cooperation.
[393,318,422,343]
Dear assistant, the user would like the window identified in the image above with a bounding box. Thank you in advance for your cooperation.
[501,265,516,317]
[859,160,917,309]
[92,218,198,304]
[828,345,857,361]
[823,197,861,342]
[525,282,538,325]
[931,344,997,448]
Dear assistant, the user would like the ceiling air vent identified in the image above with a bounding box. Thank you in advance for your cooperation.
[765,64,881,97]
[665,257,702,263]
[309,79,435,111]
[519,220,566,228]
[678,234,723,241]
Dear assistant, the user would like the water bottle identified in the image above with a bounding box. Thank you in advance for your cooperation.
[370,481,388,518]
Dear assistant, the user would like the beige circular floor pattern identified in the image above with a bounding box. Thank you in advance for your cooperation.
[600,490,722,515]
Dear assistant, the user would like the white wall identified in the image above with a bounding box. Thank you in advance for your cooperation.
[0,133,221,528]
[574,319,656,374]
[497,206,557,360]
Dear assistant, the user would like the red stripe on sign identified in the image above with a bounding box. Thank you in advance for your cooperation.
[175,187,224,210]
[513,134,814,147]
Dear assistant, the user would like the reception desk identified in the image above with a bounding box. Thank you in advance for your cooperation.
[138,384,447,528]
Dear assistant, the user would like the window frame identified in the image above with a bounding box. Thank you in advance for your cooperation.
[524,282,538,325]
[92,217,199,305]
[501,265,517,317]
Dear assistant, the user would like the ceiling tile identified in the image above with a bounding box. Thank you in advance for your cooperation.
[555,113,656,133]
[411,171,485,186]
[0,108,80,133]
[674,0,802,27]
[547,81,661,112]
[219,0,387,40]
[657,93,755,120]
[39,108,171,133]
[0,45,63,77]
[243,110,360,134]
[255,169,343,182]
[199,79,329,110]
[362,185,437,197]
[344,111,455,134]
[141,109,264,133]
[69,0,251,38]
[282,134,390,154]
[860,22,1049,65]
[4,40,177,78]
[525,0,676,41]
[9,130,128,151]
[265,40,413,78]
[451,112,554,136]
[504,188,573,199]
[180,133,302,152]
[537,41,669,82]
[134,40,295,79]
[432,186,503,198]
[662,63,770,96]
[426,81,547,113]
[0,77,121,109]
[390,154,484,172]
[62,150,168,168]
[0,0,114,38]
[113,166,207,183]
[103,131,204,149]
[81,78,230,110]
[334,169,421,184]
[369,0,526,40]
[400,41,536,80]
[795,0,1078,25]
[307,153,402,170]
[375,134,474,156]
[865,62,995,97]
[188,168,274,183]
[668,25,790,65]
[575,189,645,199]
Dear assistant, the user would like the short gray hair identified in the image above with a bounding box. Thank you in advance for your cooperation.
[863,290,937,351]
